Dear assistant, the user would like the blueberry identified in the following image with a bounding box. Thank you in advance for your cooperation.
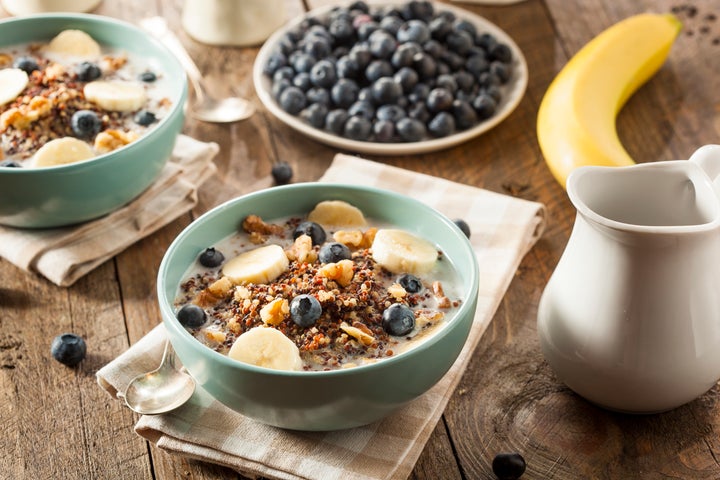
[397,20,430,44]
[365,59,393,83]
[451,99,478,130]
[369,30,397,59]
[326,108,349,134]
[382,303,415,336]
[429,17,453,40]
[391,43,420,69]
[293,72,313,91]
[70,110,102,139]
[310,60,337,88]
[478,71,501,89]
[348,101,375,121]
[373,119,395,142]
[0,160,21,168]
[484,85,503,104]
[412,52,437,79]
[401,0,434,21]
[13,56,39,74]
[422,39,444,59]
[264,52,287,75]
[489,42,513,63]
[343,115,372,140]
[319,242,352,263]
[292,53,316,73]
[306,87,331,106]
[435,74,458,94]
[138,70,157,82]
[466,55,490,76]
[398,274,423,293]
[271,161,293,185]
[349,1,370,13]
[475,32,498,50]
[490,61,511,84]
[331,78,359,108]
[134,110,157,126]
[492,452,526,480]
[442,50,465,71]
[454,19,477,37]
[272,78,292,100]
[380,16,404,36]
[407,103,430,124]
[428,112,455,137]
[198,247,225,267]
[303,36,332,59]
[376,104,406,122]
[426,88,453,113]
[330,20,355,43]
[446,31,473,55]
[76,61,102,82]
[290,294,322,327]
[300,103,328,128]
[279,86,307,114]
[371,77,403,105]
[396,117,426,142]
[51,333,87,367]
[473,93,497,120]
[454,70,475,92]
[454,219,471,238]
[294,221,326,245]
[348,44,372,69]
[177,304,207,328]
[336,56,360,79]
[394,67,419,92]
[408,83,430,103]
[273,66,295,83]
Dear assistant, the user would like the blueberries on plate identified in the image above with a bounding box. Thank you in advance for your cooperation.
[382,303,416,336]
[76,61,102,82]
[319,242,352,263]
[290,294,322,327]
[70,110,102,139]
[177,304,207,328]
[51,333,87,367]
[198,247,225,268]
[263,0,515,143]
[293,221,327,245]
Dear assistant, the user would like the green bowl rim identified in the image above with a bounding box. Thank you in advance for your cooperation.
[157,182,480,378]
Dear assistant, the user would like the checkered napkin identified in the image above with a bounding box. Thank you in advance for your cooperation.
[0,135,219,287]
[96,154,546,480]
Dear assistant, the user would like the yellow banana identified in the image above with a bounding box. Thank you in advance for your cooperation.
[537,13,682,188]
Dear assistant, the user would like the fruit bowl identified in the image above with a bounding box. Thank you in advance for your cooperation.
[0,14,187,228]
[253,1,527,155]
[157,183,479,431]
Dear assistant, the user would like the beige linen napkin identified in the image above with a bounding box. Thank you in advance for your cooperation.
[0,135,219,287]
[97,154,546,480]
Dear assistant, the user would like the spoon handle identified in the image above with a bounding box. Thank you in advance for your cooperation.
[139,16,207,102]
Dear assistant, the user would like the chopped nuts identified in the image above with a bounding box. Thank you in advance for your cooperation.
[387,283,407,301]
[319,259,354,287]
[340,322,375,346]
[333,227,378,250]
[93,129,139,154]
[432,281,452,309]
[260,298,289,325]
[242,214,285,243]
[285,234,317,263]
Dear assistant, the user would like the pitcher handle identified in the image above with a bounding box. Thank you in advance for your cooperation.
[689,145,720,196]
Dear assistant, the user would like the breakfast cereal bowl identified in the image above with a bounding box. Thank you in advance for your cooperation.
[0,13,187,228]
[157,183,479,431]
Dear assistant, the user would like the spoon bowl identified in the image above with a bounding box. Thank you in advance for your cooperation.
[124,339,195,415]
[192,95,255,123]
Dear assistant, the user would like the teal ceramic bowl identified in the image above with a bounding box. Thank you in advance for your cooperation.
[0,14,187,228]
[158,183,479,431]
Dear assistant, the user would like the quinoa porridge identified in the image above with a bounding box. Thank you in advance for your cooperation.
[173,199,463,371]
[0,29,173,168]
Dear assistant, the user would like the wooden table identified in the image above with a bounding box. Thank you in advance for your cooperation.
[2,0,719,478]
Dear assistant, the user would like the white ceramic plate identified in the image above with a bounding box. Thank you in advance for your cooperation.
[253,2,528,155]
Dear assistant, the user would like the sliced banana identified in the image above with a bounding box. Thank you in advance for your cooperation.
[222,244,289,285]
[46,29,101,58]
[0,68,29,106]
[372,228,438,275]
[228,326,303,371]
[84,80,147,112]
[33,137,95,167]
[307,200,367,227]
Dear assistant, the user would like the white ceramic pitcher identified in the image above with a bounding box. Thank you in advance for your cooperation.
[537,145,720,413]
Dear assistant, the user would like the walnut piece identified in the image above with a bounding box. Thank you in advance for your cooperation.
[340,322,375,346]
[319,259,354,287]
[285,234,316,263]
[94,129,139,154]
[260,298,289,326]
[432,281,451,309]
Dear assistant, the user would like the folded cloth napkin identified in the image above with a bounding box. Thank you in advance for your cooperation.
[97,154,546,480]
[0,135,219,287]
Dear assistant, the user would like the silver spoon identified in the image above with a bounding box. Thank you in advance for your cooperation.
[123,339,196,415]
[140,16,256,123]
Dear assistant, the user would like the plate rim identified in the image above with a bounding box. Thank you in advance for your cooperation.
[252,1,529,155]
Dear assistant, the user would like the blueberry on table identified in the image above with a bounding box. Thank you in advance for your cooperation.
[492,452,526,480]
[382,304,416,336]
[70,110,102,139]
[293,221,327,246]
[138,70,157,82]
[319,242,352,263]
[134,110,157,126]
[454,219,471,238]
[177,304,207,328]
[50,333,87,367]
[0,160,21,168]
[271,161,293,185]
[198,247,225,268]
[398,273,423,293]
[290,294,322,327]
[76,61,102,82]
[13,56,39,74]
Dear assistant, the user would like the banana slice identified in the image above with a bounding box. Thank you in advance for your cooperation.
[0,68,29,106]
[228,326,303,371]
[222,244,289,285]
[84,80,147,112]
[307,200,367,227]
[33,137,95,167]
[372,228,438,275]
[46,30,101,58]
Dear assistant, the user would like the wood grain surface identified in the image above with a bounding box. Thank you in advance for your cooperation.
[1,0,720,478]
